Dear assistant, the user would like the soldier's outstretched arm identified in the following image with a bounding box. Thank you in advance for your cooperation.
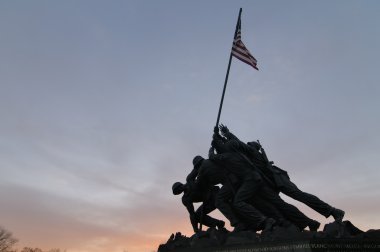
[212,125,226,143]
[208,146,226,163]
[208,146,216,159]
[257,140,274,165]
[186,167,199,183]
[219,124,242,143]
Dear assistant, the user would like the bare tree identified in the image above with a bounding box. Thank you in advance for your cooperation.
[0,227,18,252]
[20,248,43,252]
[21,247,65,252]
[0,227,64,252]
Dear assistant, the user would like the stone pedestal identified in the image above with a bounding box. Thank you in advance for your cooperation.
[210,239,380,252]
[157,222,380,252]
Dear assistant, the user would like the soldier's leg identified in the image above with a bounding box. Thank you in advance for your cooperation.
[195,198,224,229]
[259,185,314,230]
[232,179,268,230]
[251,195,287,224]
[215,185,241,227]
[280,180,334,218]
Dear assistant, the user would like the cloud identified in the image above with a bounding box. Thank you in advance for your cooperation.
[0,181,193,252]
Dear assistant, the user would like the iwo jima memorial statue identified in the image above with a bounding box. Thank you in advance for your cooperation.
[157,9,380,252]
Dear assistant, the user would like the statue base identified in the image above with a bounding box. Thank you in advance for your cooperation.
[189,239,380,252]
[157,221,380,252]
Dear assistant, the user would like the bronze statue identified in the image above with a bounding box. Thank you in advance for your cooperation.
[172,156,225,233]
[209,128,320,231]
[219,124,345,223]
[172,125,345,234]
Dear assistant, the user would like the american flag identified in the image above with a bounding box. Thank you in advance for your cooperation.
[231,18,258,70]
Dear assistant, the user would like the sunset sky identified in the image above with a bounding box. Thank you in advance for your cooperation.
[1,1,380,252]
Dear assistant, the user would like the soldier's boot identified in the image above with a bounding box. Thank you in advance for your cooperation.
[278,218,292,227]
[260,218,276,232]
[232,222,248,232]
[216,220,225,230]
[331,208,345,222]
[308,220,320,231]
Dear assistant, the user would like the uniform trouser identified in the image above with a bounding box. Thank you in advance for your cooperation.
[215,179,266,229]
[257,185,311,230]
[250,195,286,222]
[194,194,221,228]
[280,180,333,218]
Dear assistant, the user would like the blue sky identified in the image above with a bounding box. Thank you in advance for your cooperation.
[0,1,379,252]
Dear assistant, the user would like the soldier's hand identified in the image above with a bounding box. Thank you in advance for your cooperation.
[219,124,229,135]
[256,139,262,149]
[213,126,219,134]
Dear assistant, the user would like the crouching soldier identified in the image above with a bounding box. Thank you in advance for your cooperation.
[172,180,225,233]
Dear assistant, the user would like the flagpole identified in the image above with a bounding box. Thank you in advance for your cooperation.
[215,8,242,129]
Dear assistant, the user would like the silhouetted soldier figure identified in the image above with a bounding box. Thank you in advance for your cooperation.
[172,156,225,233]
[172,181,225,233]
[189,152,262,231]
[210,130,320,231]
[208,131,278,232]
[185,155,204,183]
[219,125,345,226]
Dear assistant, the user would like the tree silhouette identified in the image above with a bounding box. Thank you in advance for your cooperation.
[20,248,43,252]
[0,227,18,252]
[1,227,65,252]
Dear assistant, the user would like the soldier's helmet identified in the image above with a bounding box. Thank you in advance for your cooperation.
[192,155,204,167]
[172,182,184,195]
[247,141,261,150]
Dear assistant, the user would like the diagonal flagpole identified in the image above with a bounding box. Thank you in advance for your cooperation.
[215,8,242,128]
[202,8,257,232]
[203,8,241,232]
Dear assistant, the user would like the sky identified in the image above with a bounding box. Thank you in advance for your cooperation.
[0,1,379,252]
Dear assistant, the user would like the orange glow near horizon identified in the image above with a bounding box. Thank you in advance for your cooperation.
[6,207,380,252]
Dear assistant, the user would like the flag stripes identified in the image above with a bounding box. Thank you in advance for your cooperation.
[231,19,258,70]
